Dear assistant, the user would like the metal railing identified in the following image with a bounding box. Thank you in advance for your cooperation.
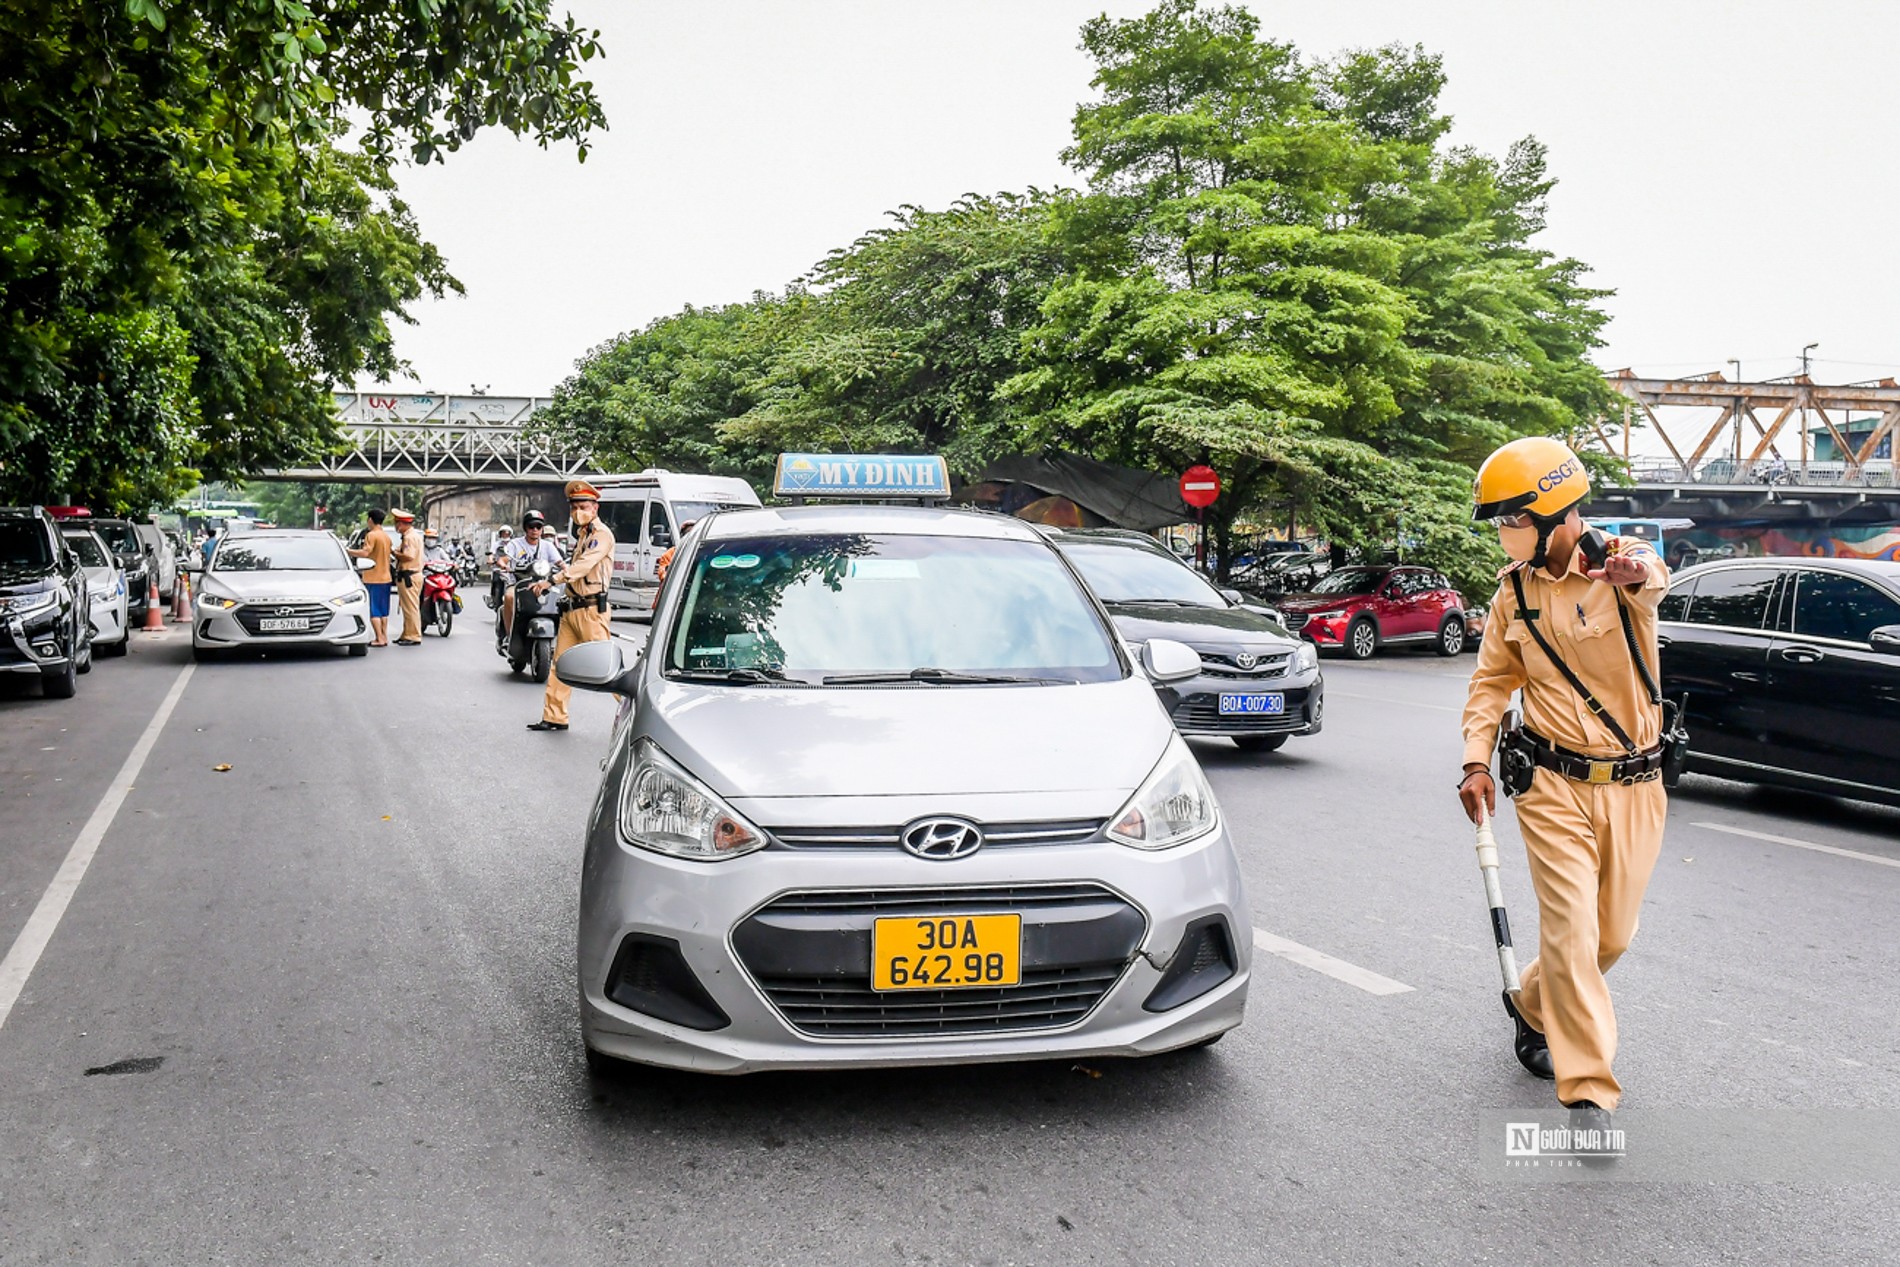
[1626,456,1899,489]
[263,422,595,484]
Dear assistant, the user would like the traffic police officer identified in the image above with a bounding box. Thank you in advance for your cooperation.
[1457,437,1671,1145]
[527,480,616,732]
[391,508,426,646]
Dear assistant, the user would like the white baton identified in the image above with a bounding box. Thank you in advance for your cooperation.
[1474,809,1522,997]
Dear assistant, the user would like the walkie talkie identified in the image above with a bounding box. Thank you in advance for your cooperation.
[1578,526,1612,571]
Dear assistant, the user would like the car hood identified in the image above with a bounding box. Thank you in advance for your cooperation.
[1277,592,1368,614]
[201,570,357,602]
[644,674,1173,800]
[0,571,56,595]
[1102,601,1297,648]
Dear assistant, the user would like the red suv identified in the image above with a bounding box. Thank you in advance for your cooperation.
[1277,565,1469,659]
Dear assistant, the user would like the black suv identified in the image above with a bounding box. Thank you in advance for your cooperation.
[1,506,94,698]
[1659,557,1900,807]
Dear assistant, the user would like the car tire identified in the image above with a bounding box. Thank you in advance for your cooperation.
[41,655,77,699]
[348,643,368,657]
[1233,734,1288,753]
[531,639,552,683]
[75,638,92,674]
[1435,616,1466,657]
[99,637,128,658]
[191,643,220,663]
[1345,616,1378,660]
[584,1043,636,1082]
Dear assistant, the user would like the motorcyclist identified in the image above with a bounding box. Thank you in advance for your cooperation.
[496,510,562,641]
[488,526,515,608]
[423,528,451,566]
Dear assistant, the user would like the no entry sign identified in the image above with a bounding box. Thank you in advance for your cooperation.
[1179,465,1221,510]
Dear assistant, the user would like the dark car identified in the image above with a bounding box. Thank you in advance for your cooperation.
[87,516,156,620]
[1050,528,1323,753]
[1277,565,1470,659]
[0,505,94,697]
[1658,557,1900,807]
[1233,550,1336,601]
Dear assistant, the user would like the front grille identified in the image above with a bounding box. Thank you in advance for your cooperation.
[234,602,331,636]
[1195,650,1293,679]
[756,965,1124,1037]
[767,820,1104,851]
[1281,612,1310,630]
[1170,692,1306,734]
[735,882,1142,1038]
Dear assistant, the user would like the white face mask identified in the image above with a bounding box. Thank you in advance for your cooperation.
[1499,523,1540,563]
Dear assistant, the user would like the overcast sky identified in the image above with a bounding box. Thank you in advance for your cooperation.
[382,0,1900,399]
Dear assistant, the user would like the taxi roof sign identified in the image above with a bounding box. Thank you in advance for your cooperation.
[773,453,951,501]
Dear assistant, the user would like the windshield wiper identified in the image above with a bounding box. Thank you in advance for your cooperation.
[668,667,794,684]
[822,667,1062,686]
[1113,598,1211,608]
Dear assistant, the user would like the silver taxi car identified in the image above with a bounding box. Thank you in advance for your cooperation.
[191,529,372,660]
[561,455,1252,1076]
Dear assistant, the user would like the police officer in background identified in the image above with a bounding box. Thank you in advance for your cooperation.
[527,481,616,732]
[1457,437,1672,1153]
[391,508,425,646]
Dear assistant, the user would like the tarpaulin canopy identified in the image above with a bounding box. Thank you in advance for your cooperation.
[970,455,1189,532]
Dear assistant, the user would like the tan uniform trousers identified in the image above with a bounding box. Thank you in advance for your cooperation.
[542,604,611,725]
[1511,770,1666,1111]
[398,575,423,642]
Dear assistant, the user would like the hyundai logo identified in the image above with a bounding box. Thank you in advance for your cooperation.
[1235,652,1258,670]
[900,817,985,861]
[275,606,294,616]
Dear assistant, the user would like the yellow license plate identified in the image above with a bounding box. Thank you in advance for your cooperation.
[871,914,1021,991]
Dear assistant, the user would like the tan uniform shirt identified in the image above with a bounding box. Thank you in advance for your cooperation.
[395,527,424,580]
[1461,536,1670,766]
[351,527,393,584]
[557,521,616,597]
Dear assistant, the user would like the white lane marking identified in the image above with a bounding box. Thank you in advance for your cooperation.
[1326,690,1460,714]
[0,664,194,1032]
[1691,821,1900,872]
[1253,927,1414,996]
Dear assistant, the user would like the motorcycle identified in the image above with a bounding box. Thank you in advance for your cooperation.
[497,559,562,682]
[419,560,459,637]
[456,551,479,587]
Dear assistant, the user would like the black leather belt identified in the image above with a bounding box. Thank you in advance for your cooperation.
[559,592,608,613]
[1523,728,1664,786]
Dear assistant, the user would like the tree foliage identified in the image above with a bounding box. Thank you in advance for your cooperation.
[546,0,1611,600]
[0,0,604,510]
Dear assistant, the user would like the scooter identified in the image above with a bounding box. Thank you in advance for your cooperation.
[419,560,459,637]
[498,559,562,682]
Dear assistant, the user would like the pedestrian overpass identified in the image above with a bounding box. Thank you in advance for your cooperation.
[258,391,596,484]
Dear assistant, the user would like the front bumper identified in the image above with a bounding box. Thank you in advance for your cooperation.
[1166,673,1323,739]
[194,598,371,648]
[90,595,127,644]
[579,824,1251,1074]
[2,609,71,673]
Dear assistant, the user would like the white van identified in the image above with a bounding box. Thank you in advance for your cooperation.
[595,470,762,616]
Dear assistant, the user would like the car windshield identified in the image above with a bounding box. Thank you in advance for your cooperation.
[666,532,1122,685]
[1058,540,1225,607]
[212,537,347,572]
[1309,567,1387,595]
[1,519,53,568]
[63,533,109,568]
[92,522,140,553]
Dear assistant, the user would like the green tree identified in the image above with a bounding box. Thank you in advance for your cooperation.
[0,0,604,510]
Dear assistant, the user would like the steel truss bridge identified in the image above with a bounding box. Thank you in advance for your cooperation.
[259,391,595,484]
[1584,373,1900,524]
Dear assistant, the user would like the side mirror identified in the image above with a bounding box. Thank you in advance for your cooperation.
[556,638,641,693]
[1870,625,1900,655]
[650,528,673,548]
[354,557,374,573]
[183,559,202,574]
[1140,638,1202,685]
[1219,588,1245,606]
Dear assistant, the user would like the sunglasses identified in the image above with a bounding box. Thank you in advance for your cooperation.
[1495,512,1533,528]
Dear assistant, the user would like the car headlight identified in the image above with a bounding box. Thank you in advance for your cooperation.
[329,589,366,608]
[1295,642,1319,672]
[1108,734,1219,850]
[0,590,57,615]
[617,738,765,861]
[199,590,239,610]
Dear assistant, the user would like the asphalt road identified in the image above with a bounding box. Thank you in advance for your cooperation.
[2,613,1897,1265]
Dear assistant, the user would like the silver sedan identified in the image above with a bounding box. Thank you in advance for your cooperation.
[191,530,372,661]
[561,504,1252,1075]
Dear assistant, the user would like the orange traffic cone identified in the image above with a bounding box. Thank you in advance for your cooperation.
[172,571,192,622]
[141,572,166,631]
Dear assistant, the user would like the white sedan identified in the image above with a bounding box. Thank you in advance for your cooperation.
[191,530,372,661]
[61,527,129,657]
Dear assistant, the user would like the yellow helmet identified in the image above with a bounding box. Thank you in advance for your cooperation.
[1471,437,1591,522]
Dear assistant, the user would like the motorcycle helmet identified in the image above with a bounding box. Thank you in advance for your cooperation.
[1471,436,1592,569]
[522,510,546,531]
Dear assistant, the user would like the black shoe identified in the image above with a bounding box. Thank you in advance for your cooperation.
[526,720,568,731]
[1566,1100,1622,1165]
[1503,990,1554,1080]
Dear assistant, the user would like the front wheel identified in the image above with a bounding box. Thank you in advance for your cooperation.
[347,643,368,657]
[1233,734,1287,753]
[531,638,552,683]
[1345,616,1378,660]
[1435,616,1466,657]
[436,605,453,637]
[191,643,219,663]
[99,637,129,658]
[41,655,77,699]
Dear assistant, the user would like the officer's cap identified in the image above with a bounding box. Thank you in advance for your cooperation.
[564,479,601,502]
